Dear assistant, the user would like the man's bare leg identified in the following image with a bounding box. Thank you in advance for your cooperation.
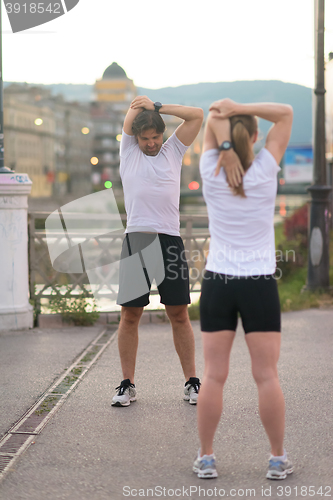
[165,304,196,380]
[117,306,143,383]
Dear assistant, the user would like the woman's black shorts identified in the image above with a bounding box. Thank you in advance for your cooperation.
[200,270,281,333]
[117,233,191,308]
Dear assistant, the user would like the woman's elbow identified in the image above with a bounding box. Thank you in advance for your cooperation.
[285,105,293,118]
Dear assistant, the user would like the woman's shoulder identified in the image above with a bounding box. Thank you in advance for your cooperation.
[199,148,220,177]
[254,147,278,164]
[200,147,220,164]
[251,147,281,178]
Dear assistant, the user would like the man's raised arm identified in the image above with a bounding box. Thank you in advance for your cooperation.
[123,101,144,136]
[130,96,203,146]
[159,104,203,147]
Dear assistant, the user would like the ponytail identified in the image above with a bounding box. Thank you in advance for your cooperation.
[230,115,258,197]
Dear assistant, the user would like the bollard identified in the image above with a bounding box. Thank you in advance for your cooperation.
[0,168,33,331]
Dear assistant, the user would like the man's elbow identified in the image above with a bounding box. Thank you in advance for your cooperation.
[195,108,204,124]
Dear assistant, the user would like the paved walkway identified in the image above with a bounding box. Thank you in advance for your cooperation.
[0,310,332,500]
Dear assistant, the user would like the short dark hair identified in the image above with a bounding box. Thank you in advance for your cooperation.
[132,110,166,137]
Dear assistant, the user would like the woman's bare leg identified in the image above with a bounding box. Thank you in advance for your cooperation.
[197,330,235,456]
[245,332,285,457]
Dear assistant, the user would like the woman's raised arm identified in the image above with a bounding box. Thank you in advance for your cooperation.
[209,99,293,165]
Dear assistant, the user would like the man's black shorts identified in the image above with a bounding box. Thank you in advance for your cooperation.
[200,270,281,333]
[117,233,191,307]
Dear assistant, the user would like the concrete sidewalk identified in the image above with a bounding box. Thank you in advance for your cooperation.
[0,310,332,500]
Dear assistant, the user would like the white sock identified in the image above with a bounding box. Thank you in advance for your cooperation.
[199,450,215,459]
[271,450,287,461]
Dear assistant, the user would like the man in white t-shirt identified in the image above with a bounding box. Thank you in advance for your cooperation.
[111,96,205,407]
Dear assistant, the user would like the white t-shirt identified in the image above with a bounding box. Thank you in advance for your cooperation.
[200,147,281,276]
[119,131,188,236]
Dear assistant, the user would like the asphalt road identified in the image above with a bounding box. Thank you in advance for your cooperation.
[0,309,332,500]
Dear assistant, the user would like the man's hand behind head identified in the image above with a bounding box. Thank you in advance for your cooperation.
[131,96,154,111]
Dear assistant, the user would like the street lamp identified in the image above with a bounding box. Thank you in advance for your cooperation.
[0,1,5,170]
[0,2,14,175]
[306,0,331,289]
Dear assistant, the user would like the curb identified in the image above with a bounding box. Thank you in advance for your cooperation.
[37,311,168,328]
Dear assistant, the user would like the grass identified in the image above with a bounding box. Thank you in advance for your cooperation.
[276,225,333,312]
[48,285,100,326]
[34,396,59,415]
[277,266,330,312]
[188,303,200,321]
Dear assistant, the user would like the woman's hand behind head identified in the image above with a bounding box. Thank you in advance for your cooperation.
[209,98,238,119]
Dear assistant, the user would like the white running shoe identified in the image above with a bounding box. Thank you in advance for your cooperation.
[193,450,218,478]
[111,379,136,407]
[266,453,294,480]
[184,377,201,405]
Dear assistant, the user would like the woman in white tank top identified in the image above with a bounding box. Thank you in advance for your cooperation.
[193,99,294,480]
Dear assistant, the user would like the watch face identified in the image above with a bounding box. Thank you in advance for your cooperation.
[219,140,232,151]
[154,102,162,112]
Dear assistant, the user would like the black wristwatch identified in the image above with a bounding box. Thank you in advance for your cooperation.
[219,140,233,151]
[154,101,162,113]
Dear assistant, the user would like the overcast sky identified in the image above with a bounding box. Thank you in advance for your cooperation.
[2,0,333,90]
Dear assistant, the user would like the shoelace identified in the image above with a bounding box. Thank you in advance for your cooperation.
[269,459,285,467]
[188,380,201,394]
[201,458,215,467]
[115,382,135,395]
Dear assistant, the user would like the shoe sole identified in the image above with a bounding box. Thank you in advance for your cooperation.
[193,467,218,479]
[266,467,294,480]
[184,396,198,405]
[111,397,136,407]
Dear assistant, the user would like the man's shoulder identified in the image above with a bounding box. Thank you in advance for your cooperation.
[120,130,138,159]
[162,132,188,155]
[121,130,138,146]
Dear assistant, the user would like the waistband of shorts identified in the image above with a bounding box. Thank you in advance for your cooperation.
[158,233,181,240]
[204,270,275,280]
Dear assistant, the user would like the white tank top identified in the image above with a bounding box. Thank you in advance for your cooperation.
[200,147,281,276]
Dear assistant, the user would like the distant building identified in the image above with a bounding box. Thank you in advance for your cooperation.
[4,88,55,198]
[50,99,92,199]
[91,63,137,190]
[94,62,136,113]
[90,102,123,189]
[4,84,93,200]
[180,123,203,192]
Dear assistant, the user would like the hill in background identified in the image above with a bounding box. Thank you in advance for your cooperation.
[4,80,312,145]
[138,81,312,145]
